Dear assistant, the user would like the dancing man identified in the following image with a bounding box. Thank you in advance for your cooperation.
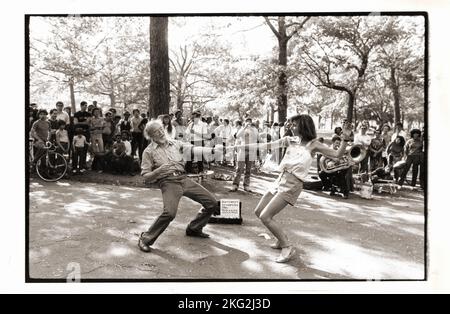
[138,120,220,253]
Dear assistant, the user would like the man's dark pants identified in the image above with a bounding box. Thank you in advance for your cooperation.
[141,176,219,246]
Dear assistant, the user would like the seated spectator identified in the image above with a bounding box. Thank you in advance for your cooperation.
[110,134,134,175]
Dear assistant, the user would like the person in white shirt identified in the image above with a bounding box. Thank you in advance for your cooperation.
[55,101,70,125]
[354,123,372,173]
[231,118,259,192]
[390,122,407,144]
[214,119,234,164]
[185,110,208,173]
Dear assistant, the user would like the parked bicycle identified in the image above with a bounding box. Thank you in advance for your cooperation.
[31,141,68,182]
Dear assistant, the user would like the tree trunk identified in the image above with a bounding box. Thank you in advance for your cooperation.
[109,93,116,108]
[69,78,76,113]
[176,77,184,110]
[346,90,355,123]
[277,34,288,123]
[149,17,170,118]
[390,67,401,124]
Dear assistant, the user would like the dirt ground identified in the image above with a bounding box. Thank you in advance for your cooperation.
[28,167,425,281]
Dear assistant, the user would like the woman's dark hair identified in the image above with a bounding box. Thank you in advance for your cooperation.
[57,120,66,127]
[395,135,406,147]
[224,119,230,125]
[410,129,421,138]
[288,114,317,142]
[133,109,140,114]
[235,120,242,127]
[334,127,342,135]
[162,114,173,134]
[92,107,101,115]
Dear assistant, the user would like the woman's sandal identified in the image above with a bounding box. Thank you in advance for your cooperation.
[275,246,296,263]
[270,241,283,250]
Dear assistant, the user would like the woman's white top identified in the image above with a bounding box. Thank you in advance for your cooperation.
[278,138,313,181]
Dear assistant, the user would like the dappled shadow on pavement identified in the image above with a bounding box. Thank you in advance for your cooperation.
[28,174,425,280]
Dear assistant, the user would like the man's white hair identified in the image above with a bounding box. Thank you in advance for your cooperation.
[144,119,164,140]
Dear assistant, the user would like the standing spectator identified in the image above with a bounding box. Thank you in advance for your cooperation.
[172,110,186,141]
[160,114,176,140]
[74,101,92,170]
[185,110,207,173]
[387,135,405,182]
[231,118,258,192]
[55,120,70,156]
[55,101,70,125]
[102,111,115,151]
[255,120,261,132]
[87,104,95,115]
[113,115,122,137]
[48,109,59,144]
[398,129,424,188]
[214,119,234,164]
[380,124,391,166]
[120,111,132,133]
[139,114,150,151]
[420,125,426,190]
[270,123,281,164]
[131,109,144,161]
[72,128,90,173]
[30,109,50,164]
[391,122,407,144]
[64,106,75,150]
[89,107,105,155]
[368,129,385,170]
[354,124,372,173]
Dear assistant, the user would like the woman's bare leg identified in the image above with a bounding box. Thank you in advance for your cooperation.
[254,192,275,218]
[258,193,290,248]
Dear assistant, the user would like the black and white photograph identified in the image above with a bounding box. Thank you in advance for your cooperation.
[1,0,450,296]
[26,12,427,282]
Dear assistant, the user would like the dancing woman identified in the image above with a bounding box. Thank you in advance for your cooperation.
[233,114,353,263]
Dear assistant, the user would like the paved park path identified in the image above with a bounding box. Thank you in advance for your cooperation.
[28,174,425,280]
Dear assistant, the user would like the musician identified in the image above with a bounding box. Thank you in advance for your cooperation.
[318,135,351,199]
[137,120,220,253]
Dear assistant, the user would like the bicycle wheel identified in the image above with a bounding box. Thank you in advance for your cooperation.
[36,152,68,182]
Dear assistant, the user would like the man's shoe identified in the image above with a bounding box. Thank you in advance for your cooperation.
[186,228,210,238]
[138,233,152,253]
[229,185,238,192]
